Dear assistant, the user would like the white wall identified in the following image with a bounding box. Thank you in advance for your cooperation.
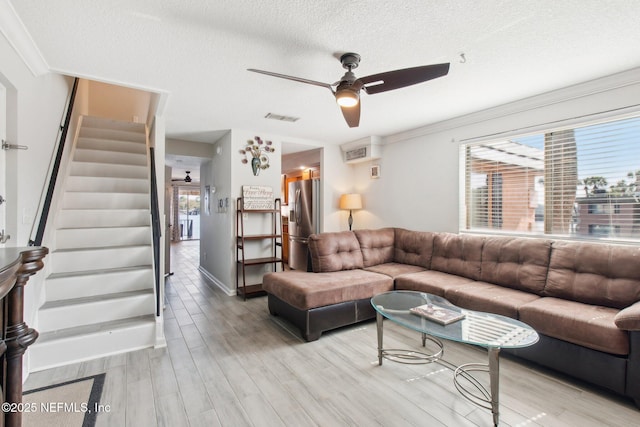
[166,138,215,158]
[199,131,234,292]
[348,134,460,232]
[0,35,72,245]
[199,129,341,294]
[88,80,151,123]
[352,67,640,233]
[319,144,357,232]
[0,29,73,376]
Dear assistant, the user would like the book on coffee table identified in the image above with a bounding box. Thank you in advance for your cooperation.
[410,303,465,325]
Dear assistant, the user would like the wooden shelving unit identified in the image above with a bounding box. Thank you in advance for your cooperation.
[236,197,283,299]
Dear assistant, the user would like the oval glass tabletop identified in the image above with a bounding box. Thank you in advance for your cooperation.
[371,291,538,349]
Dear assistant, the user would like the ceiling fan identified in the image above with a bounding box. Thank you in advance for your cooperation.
[172,171,192,183]
[248,53,450,128]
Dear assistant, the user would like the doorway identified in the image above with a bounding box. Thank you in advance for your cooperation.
[177,187,200,240]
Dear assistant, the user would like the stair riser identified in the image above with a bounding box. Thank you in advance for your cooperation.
[46,269,154,301]
[39,293,155,332]
[29,321,155,372]
[56,227,151,249]
[57,209,150,228]
[74,148,147,166]
[79,118,146,142]
[51,246,152,274]
[66,176,149,194]
[31,116,159,371]
[76,137,146,154]
[62,192,149,209]
[70,162,148,179]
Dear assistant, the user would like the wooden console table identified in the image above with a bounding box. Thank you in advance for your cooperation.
[0,247,48,427]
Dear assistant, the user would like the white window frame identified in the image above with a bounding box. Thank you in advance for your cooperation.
[459,107,640,244]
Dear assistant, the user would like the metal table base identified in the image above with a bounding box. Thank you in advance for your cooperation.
[376,312,501,426]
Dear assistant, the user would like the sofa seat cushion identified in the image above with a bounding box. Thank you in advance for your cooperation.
[519,297,628,355]
[445,282,540,319]
[262,270,393,311]
[364,262,426,279]
[480,237,552,295]
[354,228,395,267]
[395,270,475,297]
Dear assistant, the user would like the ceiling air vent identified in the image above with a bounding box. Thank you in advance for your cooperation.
[265,113,299,122]
[345,147,367,161]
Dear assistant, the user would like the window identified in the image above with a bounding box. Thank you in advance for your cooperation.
[462,115,640,241]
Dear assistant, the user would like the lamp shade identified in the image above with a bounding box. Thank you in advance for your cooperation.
[339,193,362,210]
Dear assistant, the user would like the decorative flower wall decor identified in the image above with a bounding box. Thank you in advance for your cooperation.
[239,136,275,176]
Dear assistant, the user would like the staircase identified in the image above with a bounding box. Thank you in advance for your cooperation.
[29,116,159,371]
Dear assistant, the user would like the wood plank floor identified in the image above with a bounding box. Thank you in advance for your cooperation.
[24,240,640,426]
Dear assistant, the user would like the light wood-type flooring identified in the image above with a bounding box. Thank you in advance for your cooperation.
[24,240,640,426]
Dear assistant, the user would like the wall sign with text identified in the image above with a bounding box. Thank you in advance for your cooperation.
[241,185,274,210]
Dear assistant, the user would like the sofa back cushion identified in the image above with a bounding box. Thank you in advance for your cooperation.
[481,237,551,294]
[545,241,640,309]
[308,231,364,272]
[354,228,395,267]
[393,228,435,268]
[430,233,484,280]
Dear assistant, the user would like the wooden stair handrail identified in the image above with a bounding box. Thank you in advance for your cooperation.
[0,247,48,427]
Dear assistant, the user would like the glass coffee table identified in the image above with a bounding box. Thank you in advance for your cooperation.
[371,291,538,426]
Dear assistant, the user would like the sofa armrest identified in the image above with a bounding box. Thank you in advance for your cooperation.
[615,301,640,331]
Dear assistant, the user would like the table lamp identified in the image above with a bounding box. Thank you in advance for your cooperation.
[339,193,362,231]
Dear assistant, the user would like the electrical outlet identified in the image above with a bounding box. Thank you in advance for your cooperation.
[203,252,207,260]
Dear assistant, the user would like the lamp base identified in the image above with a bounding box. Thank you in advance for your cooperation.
[348,210,353,231]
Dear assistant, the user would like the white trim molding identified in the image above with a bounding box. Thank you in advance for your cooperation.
[198,266,234,296]
[384,66,640,145]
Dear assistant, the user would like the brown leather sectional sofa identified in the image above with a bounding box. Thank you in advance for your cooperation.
[262,227,640,405]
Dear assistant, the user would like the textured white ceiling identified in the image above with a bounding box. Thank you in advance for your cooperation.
[9,0,640,148]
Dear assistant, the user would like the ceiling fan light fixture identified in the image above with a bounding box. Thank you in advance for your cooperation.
[248,53,449,127]
[335,88,359,107]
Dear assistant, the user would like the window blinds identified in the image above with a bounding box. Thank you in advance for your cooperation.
[461,115,640,241]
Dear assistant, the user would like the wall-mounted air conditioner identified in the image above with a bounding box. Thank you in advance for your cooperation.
[340,136,382,164]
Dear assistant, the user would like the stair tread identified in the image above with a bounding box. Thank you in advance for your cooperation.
[57,224,151,229]
[35,314,156,343]
[81,116,146,130]
[78,136,146,143]
[54,244,151,253]
[47,265,152,280]
[57,225,151,232]
[68,175,148,180]
[60,208,150,212]
[73,159,147,166]
[41,289,154,310]
[64,189,150,196]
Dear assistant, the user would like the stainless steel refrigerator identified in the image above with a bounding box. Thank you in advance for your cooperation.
[288,179,320,271]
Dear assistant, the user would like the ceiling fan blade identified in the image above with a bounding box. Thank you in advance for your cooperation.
[359,63,450,95]
[247,69,334,91]
[340,102,360,128]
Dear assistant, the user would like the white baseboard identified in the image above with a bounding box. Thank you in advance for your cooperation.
[198,267,235,296]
